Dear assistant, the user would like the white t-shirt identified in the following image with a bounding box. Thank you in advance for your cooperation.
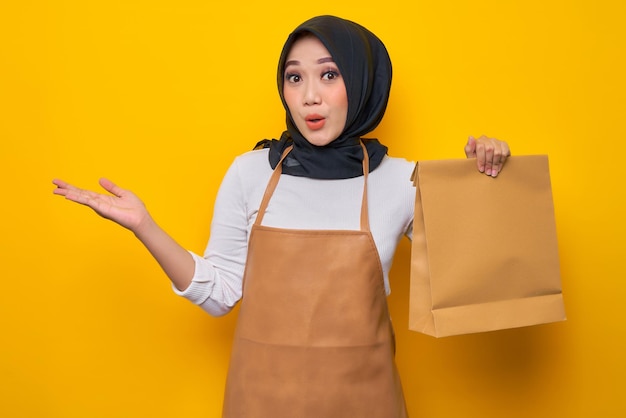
[174,148,416,316]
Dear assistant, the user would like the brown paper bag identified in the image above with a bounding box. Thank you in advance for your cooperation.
[409,155,565,337]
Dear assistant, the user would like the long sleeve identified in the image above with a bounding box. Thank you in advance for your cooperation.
[172,154,266,316]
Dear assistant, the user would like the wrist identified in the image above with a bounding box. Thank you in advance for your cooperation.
[132,213,157,240]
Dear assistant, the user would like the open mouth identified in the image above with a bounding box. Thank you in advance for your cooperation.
[305,115,326,130]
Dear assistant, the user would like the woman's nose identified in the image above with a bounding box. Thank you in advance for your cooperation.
[303,81,321,105]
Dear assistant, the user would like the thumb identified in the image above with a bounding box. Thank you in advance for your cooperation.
[465,135,477,157]
[99,177,124,197]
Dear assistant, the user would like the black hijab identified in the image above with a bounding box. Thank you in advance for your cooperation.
[256,15,393,179]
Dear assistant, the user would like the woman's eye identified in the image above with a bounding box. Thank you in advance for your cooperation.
[285,73,301,83]
[322,70,339,81]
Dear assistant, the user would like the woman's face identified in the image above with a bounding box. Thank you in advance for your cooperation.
[282,35,348,146]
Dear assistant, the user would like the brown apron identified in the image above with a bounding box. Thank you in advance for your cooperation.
[222,144,408,418]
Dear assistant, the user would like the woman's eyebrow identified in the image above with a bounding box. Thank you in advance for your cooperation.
[284,57,335,68]
[317,57,334,64]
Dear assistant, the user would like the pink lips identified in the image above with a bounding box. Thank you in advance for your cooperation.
[305,114,326,130]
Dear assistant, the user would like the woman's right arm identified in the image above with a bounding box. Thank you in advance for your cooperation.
[52,178,195,291]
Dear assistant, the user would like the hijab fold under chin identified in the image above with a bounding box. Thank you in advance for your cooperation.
[256,15,392,180]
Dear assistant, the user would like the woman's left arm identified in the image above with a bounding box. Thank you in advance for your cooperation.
[464,135,511,178]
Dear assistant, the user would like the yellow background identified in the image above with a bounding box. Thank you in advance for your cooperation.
[1,0,624,417]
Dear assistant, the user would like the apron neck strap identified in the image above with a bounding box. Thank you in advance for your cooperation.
[255,142,371,232]
[255,146,292,226]
[359,142,370,232]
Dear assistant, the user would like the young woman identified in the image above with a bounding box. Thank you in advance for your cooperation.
[53,15,509,418]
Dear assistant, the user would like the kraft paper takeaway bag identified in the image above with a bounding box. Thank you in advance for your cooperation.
[409,155,565,337]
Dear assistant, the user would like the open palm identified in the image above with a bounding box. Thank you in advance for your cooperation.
[52,178,149,232]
